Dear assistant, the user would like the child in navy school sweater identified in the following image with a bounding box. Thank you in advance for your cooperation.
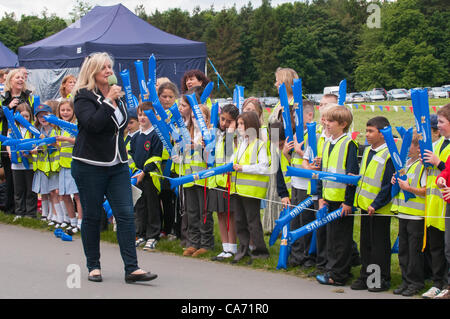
[129,102,163,252]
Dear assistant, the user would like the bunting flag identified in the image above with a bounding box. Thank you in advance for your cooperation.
[266,107,272,114]
[344,104,443,113]
[393,105,398,112]
[432,106,437,113]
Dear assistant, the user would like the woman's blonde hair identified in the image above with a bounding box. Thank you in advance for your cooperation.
[275,67,299,96]
[72,52,114,95]
[4,69,26,93]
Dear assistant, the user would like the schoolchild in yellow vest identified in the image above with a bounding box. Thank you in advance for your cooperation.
[284,100,317,268]
[158,81,180,239]
[302,103,333,273]
[390,133,427,296]
[352,116,395,292]
[422,103,450,297]
[182,102,215,258]
[7,103,37,219]
[230,111,270,263]
[55,99,83,233]
[315,105,359,286]
[30,104,63,227]
[208,104,240,261]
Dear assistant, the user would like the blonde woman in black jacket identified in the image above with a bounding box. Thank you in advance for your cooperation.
[71,52,157,284]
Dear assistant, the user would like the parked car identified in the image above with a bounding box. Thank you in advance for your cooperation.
[443,85,450,98]
[372,87,387,98]
[347,92,365,103]
[306,94,323,105]
[368,90,385,102]
[263,97,279,107]
[387,89,408,101]
[424,87,434,99]
[323,86,339,96]
[432,87,448,99]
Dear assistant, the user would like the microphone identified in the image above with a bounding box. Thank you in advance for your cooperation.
[108,74,118,86]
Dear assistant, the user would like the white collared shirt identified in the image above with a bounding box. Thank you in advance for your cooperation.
[229,137,270,175]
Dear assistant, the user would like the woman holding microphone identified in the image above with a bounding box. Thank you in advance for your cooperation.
[71,52,157,284]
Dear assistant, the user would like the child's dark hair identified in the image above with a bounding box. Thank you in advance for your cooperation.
[237,111,261,139]
[366,116,390,131]
[181,70,210,93]
[16,103,34,124]
[221,104,239,120]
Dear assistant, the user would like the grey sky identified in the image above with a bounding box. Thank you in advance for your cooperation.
[0,0,296,19]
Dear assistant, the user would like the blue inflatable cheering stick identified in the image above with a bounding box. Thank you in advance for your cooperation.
[286,166,361,185]
[148,54,157,87]
[292,78,304,146]
[134,60,151,102]
[44,114,78,137]
[186,93,215,167]
[288,205,352,246]
[120,69,138,109]
[411,89,433,168]
[338,79,347,106]
[306,122,318,195]
[201,82,214,105]
[2,106,30,168]
[169,162,234,190]
[233,85,245,113]
[278,83,294,143]
[169,103,191,151]
[144,109,174,159]
[269,197,314,246]
[380,126,415,202]
[276,207,292,270]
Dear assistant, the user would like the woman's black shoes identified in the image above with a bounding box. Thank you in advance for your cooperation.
[88,274,103,282]
[125,271,158,284]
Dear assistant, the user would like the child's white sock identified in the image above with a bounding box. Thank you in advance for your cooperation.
[229,243,237,254]
[70,218,77,228]
[60,200,69,223]
[77,218,82,229]
[41,200,49,218]
[54,202,64,224]
[222,243,229,252]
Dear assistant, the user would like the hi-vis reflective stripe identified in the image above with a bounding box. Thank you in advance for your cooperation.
[427,187,442,197]
[230,176,268,188]
[322,137,351,191]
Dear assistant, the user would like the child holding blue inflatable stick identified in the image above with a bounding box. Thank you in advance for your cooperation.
[352,116,395,292]
[31,103,63,227]
[7,103,37,219]
[284,99,316,268]
[157,81,179,239]
[316,104,359,286]
[182,93,215,258]
[390,132,427,296]
[209,103,240,261]
[130,101,163,252]
[55,99,82,233]
[230,111,270,263]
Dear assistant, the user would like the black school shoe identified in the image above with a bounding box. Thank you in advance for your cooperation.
[125,271,158,284]
[351,278,368,290]
[401,286,423,297]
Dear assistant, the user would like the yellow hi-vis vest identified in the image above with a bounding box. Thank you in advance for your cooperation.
[231,138,269,199]
[59,130,74,169]
[391,159,425,216]
[187,145,207,188]
[280,151,292,198]
[143,156,162,193]
[306,133,326,195]
[214,131,234,188]
[425,137,450,231]
[354,146,392,214]
[34,128,60,175]
[321,135,355,202]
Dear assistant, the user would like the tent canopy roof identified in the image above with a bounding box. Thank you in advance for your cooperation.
[0,41,18,68]
[19,4,206,67]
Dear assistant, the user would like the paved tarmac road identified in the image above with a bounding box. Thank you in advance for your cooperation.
[0,224,406,300]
